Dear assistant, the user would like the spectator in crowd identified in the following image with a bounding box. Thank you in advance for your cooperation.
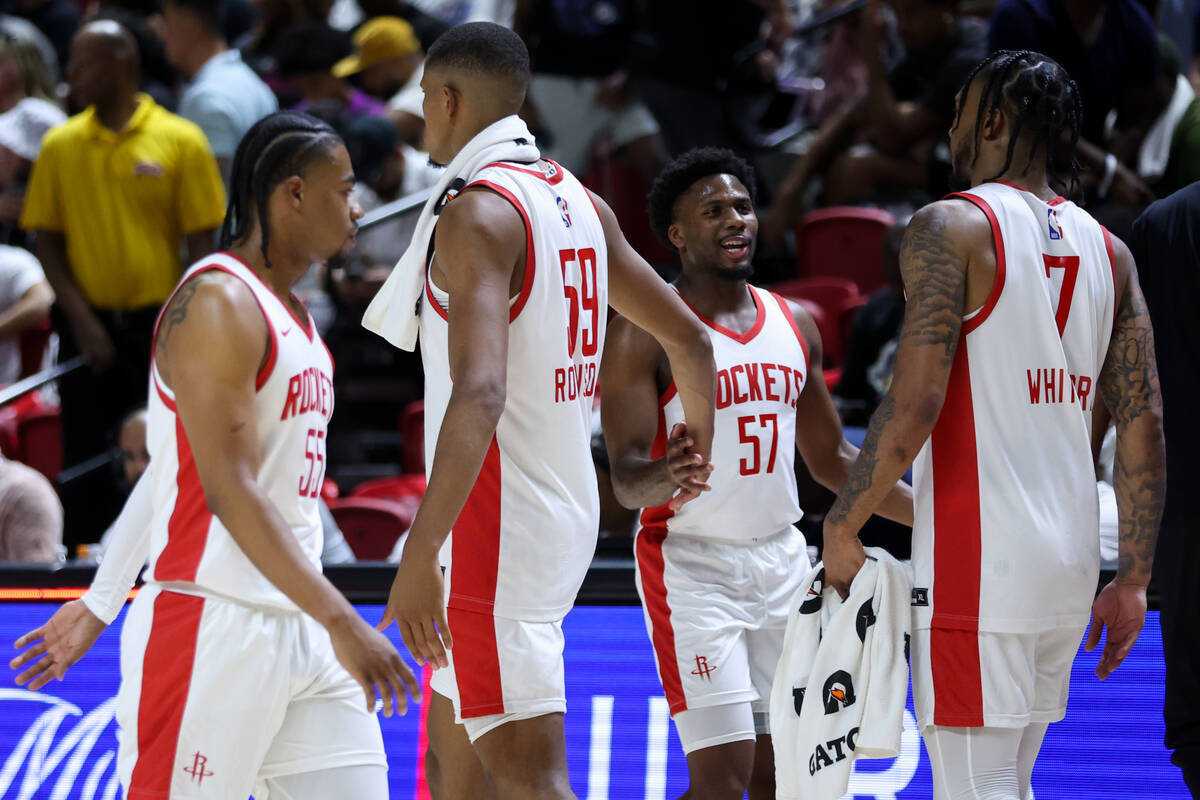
[276,21,387,120]
[0,242,52,384]
[1110,36,1200,200]
[832,221,906,426]
[0,32,56,114]
[162,0,278,184]
[988,0,1160,207]
[0,450,63,562]
[20,20,225,543]
[356,0,449,48]
[1127,181,1200,795]
[0,92,64,246]
[514,0,667,182]
[1,15,60,80]
[763,0,986,248]
[332,16,425,143]
[3,0,79,74]
[236,0,333,89]
[114,406,147,487]
[88,8,180,112]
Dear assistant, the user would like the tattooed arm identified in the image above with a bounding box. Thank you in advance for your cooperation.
[821,200,982,595]
[1085,235,1165,679]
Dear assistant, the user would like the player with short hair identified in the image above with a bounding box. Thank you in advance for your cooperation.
[600,146,914,800]
[376,22,717,800]
[822,50,1166,799]
[12,111,420,799]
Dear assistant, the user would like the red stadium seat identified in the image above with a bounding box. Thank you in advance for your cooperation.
[839,295,869,352]
[399,400,424,476]
[15,405,62,481]
[582,149,675,267]
[350,473,426,523]
[772,277,863,367]
[794,206,895,294]
[320,477,340,503]
[328,497,414,560]
[787,297,841,370]
[17,316,51,380]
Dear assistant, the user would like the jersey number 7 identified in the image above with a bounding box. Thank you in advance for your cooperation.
[1042,254,1080,338]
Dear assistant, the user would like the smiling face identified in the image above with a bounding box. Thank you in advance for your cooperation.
[669,174,758,281]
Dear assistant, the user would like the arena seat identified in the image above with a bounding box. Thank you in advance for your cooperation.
[17,316,52,380]
[399,400,424,476]
[15,405,62,481]
[793,206,895,293]
[348,473,426,521]
[772,277,862,367]
[328,497,414,561]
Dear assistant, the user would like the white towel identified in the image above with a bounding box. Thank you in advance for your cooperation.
[1139,74,1197,182]
[361,115,540,351]
[770,547,913,800]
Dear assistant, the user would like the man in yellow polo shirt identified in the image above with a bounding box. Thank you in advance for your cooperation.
[21,19,225,546]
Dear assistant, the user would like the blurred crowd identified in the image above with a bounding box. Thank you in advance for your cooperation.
[0,0,1187,562]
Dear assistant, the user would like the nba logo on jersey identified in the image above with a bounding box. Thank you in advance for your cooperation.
[1047,207,1063,240]
[557,196,572,228]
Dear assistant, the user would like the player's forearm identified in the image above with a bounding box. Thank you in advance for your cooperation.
[404,384,505,556]
[609,454,677,510]
[82,471,155,625]
[1112,413,1165,585]
[813,437,914,526]
[825,390,935,538]
[209,481,356,630]
[659,336,716,462]
[0,283,53,340]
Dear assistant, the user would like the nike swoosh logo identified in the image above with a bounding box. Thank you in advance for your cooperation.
[281,328,292,336]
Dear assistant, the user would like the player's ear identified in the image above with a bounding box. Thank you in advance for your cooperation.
[284,175,304,208]
[668,222,686,251]
[982,105,1005,142]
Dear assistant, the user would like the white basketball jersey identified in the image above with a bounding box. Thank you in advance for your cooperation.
[640,285,807,542]
[420,159,608,622]
[911,181,1116,634]
[145,252,333,610]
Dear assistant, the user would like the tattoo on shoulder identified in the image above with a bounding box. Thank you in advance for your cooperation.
[154,272,225,359]
[1099,285,1161,427]
[897,205,969,366]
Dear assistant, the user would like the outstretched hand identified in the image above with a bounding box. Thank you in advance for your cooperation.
[10,600,107,690]
[329,613,422,717]
[665,423,714,511]
[378,543,453,670]
[1085,578,1147,680]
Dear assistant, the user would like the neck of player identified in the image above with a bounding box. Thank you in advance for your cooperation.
[227,232,311,297]
[674,267,754,321]
[976,144,1056,202]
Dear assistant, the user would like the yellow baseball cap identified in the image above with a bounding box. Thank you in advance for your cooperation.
[332,17,420,77]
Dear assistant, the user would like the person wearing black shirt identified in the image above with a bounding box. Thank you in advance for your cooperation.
[1128,183,1200,794]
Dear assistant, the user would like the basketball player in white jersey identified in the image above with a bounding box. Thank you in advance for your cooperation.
[374,23,717,800]
[600,147,914,800]
[11,111,421,798]
[822,51,1166,799]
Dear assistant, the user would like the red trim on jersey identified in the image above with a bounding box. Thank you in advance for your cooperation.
[425,272,449,321]
[221,250,315,341]
[1101,225,1119,324]
[769,291,810,375]
[152,370,176,412]
[153,418,213,582]
[448,607,505,717]
[949,193,1007,335]
[660,380,678,406]
[465,180,537,322]
[637,526,686,714]
[127,590,205,798]
[679,286,765,344]
[986,179,1066,206]
[448,437,502,614]
[481,159,566,185]
[150,261,279,392]
[929,334,985,725]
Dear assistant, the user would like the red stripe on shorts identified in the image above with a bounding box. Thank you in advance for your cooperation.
[127,591,205,797]
[636,526,686,714]
[929,337,985,726]
[448,437,504,716]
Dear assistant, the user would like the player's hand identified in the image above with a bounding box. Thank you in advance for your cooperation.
[821,527,866,598]
[10,600,107,690]
[1085,578,1147,680]
[665,423,714,510]
[378,542,453,669]
[328,614,422,717]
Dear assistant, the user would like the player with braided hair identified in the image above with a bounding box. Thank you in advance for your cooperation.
[11,111,421,798]
[823,51,1164,798]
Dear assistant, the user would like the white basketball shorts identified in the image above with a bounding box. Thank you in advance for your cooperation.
[116,584,385,799]
[911,623,1087,730]
[634,525,809,752]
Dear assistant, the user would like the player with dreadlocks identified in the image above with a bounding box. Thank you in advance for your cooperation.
[822,50,1164,798]
[11,111,421,799]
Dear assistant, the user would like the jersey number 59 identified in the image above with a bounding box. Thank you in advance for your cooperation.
[560,248,599,357]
